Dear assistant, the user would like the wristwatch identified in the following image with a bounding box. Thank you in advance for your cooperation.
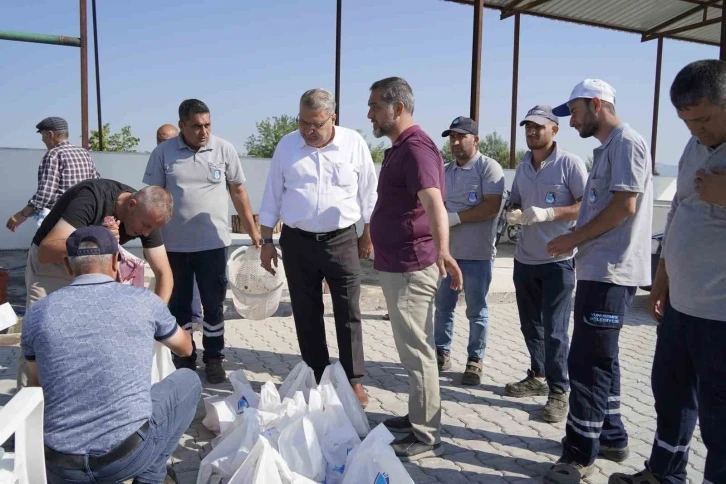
[261,238,274,245]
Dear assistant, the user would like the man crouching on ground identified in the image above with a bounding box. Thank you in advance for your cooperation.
[22,226,200,484]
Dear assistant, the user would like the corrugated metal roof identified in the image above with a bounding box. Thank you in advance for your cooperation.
[443,0,724,46]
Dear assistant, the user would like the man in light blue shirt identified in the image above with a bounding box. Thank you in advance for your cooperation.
[504,106,587,424]
[22,226,199,483]
[611,60,726,484]
[544,79,653,482]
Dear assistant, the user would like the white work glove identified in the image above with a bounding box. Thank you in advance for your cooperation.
[505,209,522,225]
[447,211,461,227]
[520,206,555,226]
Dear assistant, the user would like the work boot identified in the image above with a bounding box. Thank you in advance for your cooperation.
[390,432,444,462]
[608,469,662,484]
[352,383,369,409]
[204,357,226,384]
[461,357,483,386]
[172,356,197,372]
[542,388,569,423]
[383,414,412,433]
[436,350,451,371]
[599,444,630,462]
[544,456,595,483]
[504,369,548,397]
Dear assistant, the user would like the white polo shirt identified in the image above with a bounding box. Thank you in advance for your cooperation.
[259,126,378,233]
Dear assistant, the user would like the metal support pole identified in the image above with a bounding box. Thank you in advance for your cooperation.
[92,0,103,150]
[509,13,520,169]
[651,37,663,172]
[721,7,726,60]
[334,0,342,125]
[470,0,484,121]
[80,0,89,149]
[0,30,80,47]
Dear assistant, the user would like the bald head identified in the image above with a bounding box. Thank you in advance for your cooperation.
[156,124,179,145]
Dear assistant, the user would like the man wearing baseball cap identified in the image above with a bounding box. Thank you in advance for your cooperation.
[543,80,653,482]
[21,226,197,483]
[6,116,99,232]
[434,116,504,385]
[503,105,587,424]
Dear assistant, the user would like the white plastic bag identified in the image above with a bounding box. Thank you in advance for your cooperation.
[202,370,260,436]
[227,436,318,484]
[342,424,413,484]
[319,382,361,484]
[150,341,175,384]
[201,396,236,436]
[279,361,317,402]
[228,370,261,411]
[265,391,309,450]
[320,362,370,438]
[278,415,325,482]
[259,381,282,413]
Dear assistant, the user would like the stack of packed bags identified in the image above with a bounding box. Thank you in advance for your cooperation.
[197,361,413,484]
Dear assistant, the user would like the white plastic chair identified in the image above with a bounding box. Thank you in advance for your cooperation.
[0,388,46,483]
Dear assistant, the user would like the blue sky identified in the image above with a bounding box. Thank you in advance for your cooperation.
[0,0,718,167]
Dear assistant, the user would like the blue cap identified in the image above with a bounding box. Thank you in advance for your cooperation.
[66,226,119,257]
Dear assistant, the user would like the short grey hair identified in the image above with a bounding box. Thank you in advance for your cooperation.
[670,59,726,110]
[54,130,69,139]
[132,186,174,224]
[68,241,114,275]
[300,89,336,114]
[370,77,415,114]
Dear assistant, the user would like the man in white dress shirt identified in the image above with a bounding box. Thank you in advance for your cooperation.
[259,88,378,407]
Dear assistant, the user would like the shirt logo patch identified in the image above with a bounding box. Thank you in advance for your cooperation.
[468,191,477,203]
[214,169,222,180]
[452,117,460,125]
[545,191,556,204]
[374,472,390,484]
[588,188,598,204]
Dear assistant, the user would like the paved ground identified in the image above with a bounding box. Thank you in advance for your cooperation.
[0,245,706,483]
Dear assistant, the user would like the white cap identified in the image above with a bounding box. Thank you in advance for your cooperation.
[552,79,616,116]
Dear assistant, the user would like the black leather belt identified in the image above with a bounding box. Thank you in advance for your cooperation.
[284,224,352,242]
[44,421,149,470]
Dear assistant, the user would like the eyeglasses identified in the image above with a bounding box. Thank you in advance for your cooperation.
[297,114,333,130]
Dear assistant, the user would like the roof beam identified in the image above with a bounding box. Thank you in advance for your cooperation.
[644,0,720,39]
[677,0,722,9]
[501,0,552,20]
[644,15,722,40]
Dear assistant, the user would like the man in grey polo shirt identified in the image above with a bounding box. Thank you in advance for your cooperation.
[503,105,587,424]
[610,60,726,484]
[543,80,652,482]
[434,116,504,386]
[144,99,260,384]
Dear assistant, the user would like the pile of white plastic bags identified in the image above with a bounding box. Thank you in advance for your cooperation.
[197,361,414,484]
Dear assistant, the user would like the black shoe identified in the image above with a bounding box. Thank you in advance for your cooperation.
[504,369,548,397]
[461,357,482,386]
[173,356,197,372]
[391,432,444,462]
[383,414,412,433]
[600,444,630,463]
[436,350,451,371]
[204,358,226,384]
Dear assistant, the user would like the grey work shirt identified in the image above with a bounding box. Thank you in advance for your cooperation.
[575,124,653,287]
[445,153,505,261]
[662,137,726,322]
[143,134,245,252]
[511,144,588,265]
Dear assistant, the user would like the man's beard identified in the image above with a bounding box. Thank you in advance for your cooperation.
[578,112,600,139]
[526,138,549,150]
[373,117,395,138]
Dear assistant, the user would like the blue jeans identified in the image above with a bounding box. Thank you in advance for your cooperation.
[647,301,726,483]
[512,259,574,393]
[46,369,201,483]
[434,259,492,360]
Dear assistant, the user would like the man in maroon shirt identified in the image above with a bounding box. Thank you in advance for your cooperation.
[368,77,463,461]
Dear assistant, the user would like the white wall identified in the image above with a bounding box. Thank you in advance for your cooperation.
[0,148,675,250]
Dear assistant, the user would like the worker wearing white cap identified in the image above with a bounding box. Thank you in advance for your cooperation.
[543,80,653,483]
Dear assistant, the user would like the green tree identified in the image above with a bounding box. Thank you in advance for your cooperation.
[244,115,298,158]
[356,130,387,164]
[89,124,139,152]
[440,131,526,168]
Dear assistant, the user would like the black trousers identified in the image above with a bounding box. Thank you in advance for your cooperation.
[167,248,228,362]
[279,224,365,384]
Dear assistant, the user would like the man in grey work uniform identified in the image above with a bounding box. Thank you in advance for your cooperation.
[144,99,260,384]
[610,60,726,484]
[504,105,587,424]
[434,116,504,386]
[543,80,652,482]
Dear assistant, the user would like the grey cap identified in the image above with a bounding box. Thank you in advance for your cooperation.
[519,105,558,126]
[36,117,68,133]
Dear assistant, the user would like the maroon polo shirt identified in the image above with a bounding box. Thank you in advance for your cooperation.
[370,125,445,273]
